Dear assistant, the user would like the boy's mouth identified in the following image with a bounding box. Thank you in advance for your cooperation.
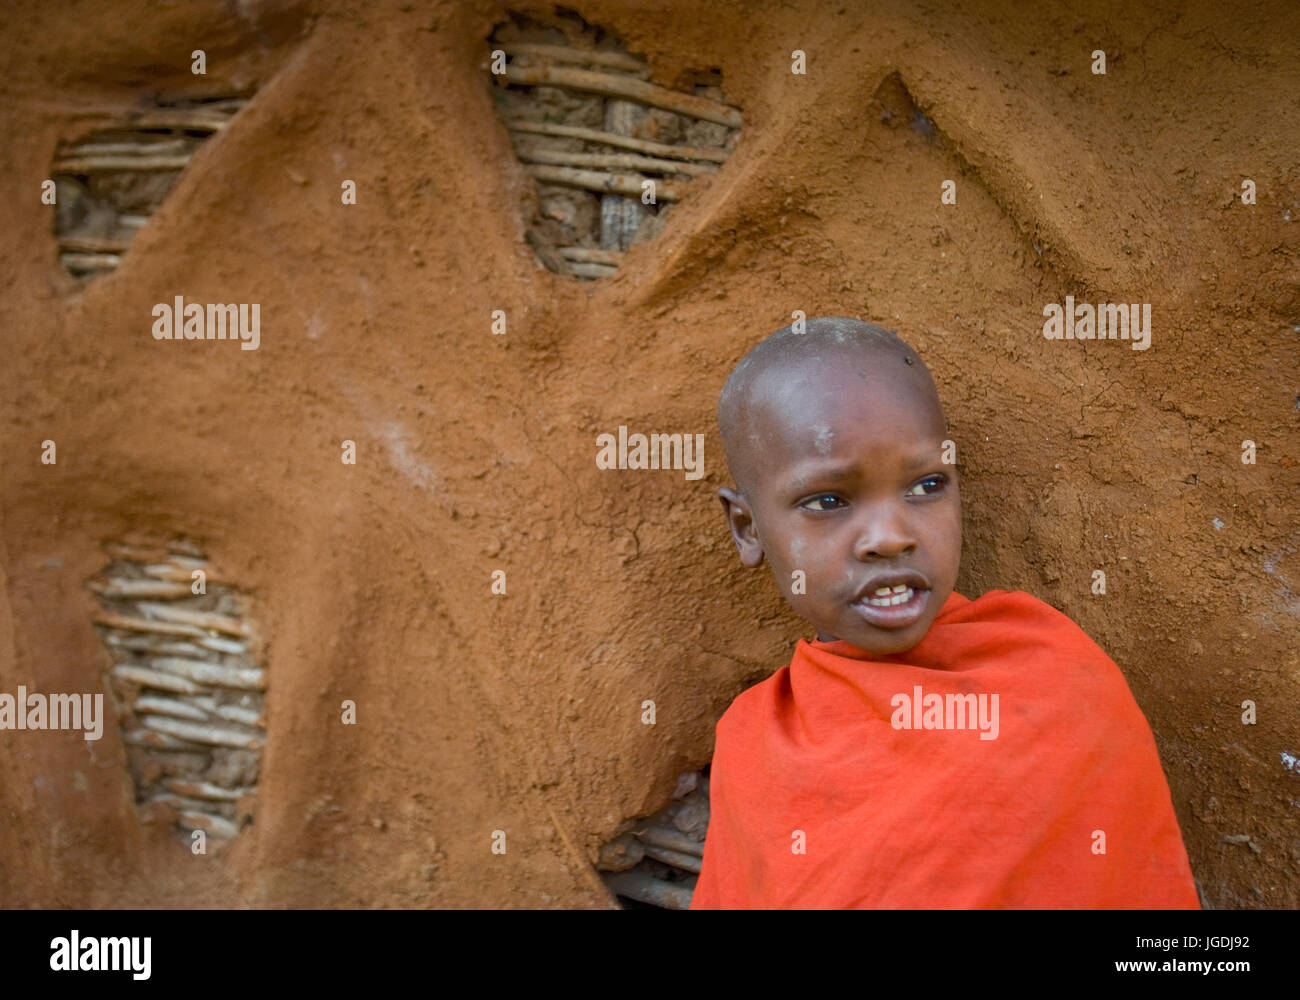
[863,584,916,607]
[849,573,931,629]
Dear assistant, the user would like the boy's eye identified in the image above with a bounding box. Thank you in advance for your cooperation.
[905,475,947,497]
[801,494,846,511]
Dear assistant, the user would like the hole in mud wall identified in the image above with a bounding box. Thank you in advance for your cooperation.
[89,538,264,847]
[487,10,741,279]
[871,71,938,141]
[52,95,250,279]
[597,766,709,909]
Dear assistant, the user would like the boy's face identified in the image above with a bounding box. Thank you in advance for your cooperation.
[719,354,962,655]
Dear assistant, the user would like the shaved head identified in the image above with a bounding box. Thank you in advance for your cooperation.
[718,317,945,497]
[714,316,962,654]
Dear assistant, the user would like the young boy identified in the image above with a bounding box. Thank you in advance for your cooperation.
[690,317,1199,909]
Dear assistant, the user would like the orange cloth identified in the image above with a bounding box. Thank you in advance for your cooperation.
[691,589,1200,909]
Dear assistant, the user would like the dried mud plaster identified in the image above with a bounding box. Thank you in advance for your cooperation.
[0,0,1296,910]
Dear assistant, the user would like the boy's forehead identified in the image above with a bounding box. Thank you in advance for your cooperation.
[718,319,947,491]
[744,347,944,440]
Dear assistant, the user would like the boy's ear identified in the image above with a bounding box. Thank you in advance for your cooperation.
[718,487,764,567]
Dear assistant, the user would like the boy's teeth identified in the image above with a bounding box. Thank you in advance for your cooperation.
[890,584,908,593]
[865,586,914,607]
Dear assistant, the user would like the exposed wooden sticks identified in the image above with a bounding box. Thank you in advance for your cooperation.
[60,253,121,273]
[602,870,695,910]
[177,811,239,839]
[134,602,249,638]
[89,578,192,600]
[57,236,134,255]
[134,695,211,722]
[148,792,236,815]
[52,99,245,280]
[140,564,192,581]
[634,823,705,858]
[599,768,710,909]
[567,262,618,279]
[208,703,262,726]
[524,164,686,202]
[53,155,189,173]
[497,42,648,73]
[91,537,265,845]
[123,728,204,751]
[105,634,206,656]
[515,146,715,177]
[558,247,624,265]
[505,119,729,163]
[140,562,226,586]
[120,110,232,132]
[151,656,265,692]
[112,664,206,696]
[143,716,263,751]
[597,833,646,873]
[501,64,742,128]
[524,228,569,273]
[66,139,191,157]
[197,636,248,655]
[640,843,703,874]
[600,99,647,253]
[491,12,740,281]
[93,610,205,637]
[163,779,251,802]
[142,751,209,776]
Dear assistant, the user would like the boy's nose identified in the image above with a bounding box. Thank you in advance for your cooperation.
[851,506,917,560]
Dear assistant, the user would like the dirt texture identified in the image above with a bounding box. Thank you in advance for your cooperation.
[0,0,1296,909]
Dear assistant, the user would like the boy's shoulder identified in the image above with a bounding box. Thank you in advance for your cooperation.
[715,659,789,736]
[938,588,1128,684]
[897,587,1120,666]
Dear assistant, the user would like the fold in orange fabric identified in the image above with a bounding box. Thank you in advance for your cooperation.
[691,589,1200,909]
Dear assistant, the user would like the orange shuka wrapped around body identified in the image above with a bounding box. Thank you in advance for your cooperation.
[691,590,1200,910]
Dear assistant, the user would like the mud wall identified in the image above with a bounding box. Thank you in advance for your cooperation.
[0,0,1296,908]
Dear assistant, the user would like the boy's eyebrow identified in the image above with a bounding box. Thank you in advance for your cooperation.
[903,445,950,470]
[784,444,950,490]
[787,460,857,490]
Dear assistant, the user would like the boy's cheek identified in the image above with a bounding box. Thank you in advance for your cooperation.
[767,555,799,599]
[935,510,963,574]
[768,558,825,614]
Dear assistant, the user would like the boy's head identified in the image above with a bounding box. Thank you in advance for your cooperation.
[717,317,961,655]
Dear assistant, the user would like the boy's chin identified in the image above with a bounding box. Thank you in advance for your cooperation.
[816,617,932,656]
[839,630,926,656]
